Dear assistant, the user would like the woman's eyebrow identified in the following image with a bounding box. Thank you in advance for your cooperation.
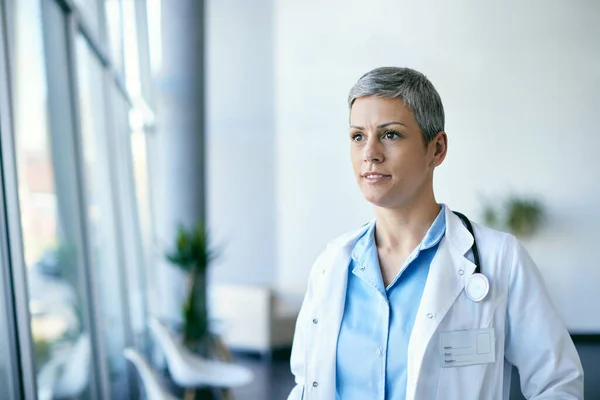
[349,121,407,130]
[378,121,407,128]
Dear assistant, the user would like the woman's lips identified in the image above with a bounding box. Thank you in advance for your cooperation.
[362,173,391,183]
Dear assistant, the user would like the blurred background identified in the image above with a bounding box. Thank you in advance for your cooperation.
[0,0,598,399]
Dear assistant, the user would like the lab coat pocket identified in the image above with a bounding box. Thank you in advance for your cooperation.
[434,326,503,400]
[435,362,493,400]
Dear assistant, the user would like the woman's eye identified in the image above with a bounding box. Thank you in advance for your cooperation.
[384,131,399,140]
[351,133,364,142]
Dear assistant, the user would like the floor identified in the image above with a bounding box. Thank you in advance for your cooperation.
[229,342,600,400]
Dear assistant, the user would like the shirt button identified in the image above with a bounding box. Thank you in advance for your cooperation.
[312,318,318,324]
[427,313,434,319]
[376,349,382,356]
[312,381,319,388]
[458,269,464,276]
[360,266,365,271]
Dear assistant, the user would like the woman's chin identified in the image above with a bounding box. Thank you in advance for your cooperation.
[362,190,394,208]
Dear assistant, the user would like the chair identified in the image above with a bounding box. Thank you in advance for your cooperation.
[124,348,178,400]
[37,352,67,400]
[52,334,91,399]
[148,318,253,389]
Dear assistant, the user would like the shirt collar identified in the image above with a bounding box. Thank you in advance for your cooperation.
[420,204,447,251]
[351,204,447,267]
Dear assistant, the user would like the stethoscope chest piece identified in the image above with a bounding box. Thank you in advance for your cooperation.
[465,272,489,302]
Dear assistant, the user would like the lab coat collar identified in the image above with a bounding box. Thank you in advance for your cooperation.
[328,204,473,255]
[443,204,475,257]
[350,206,447,295]
[351,205,448,267]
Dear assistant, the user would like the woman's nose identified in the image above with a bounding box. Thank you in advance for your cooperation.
[364,139,384,163]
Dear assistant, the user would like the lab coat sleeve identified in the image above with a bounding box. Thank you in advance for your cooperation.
[504,235,584,399]
[287,255,320,400]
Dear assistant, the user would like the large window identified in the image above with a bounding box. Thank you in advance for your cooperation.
[1,0,155,398]
[10,0,92,398]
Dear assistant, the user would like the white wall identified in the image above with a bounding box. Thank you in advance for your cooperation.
[206,0,276,285]
[274,0,600,332]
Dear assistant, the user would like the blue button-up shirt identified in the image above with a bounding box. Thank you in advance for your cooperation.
[335,206,447,400]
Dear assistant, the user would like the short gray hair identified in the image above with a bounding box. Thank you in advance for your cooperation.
[348,67,445,144]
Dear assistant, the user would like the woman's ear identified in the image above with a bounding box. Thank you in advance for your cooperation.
[432,131,448,165]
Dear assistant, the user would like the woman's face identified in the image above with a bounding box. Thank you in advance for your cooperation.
[349,96,444,209]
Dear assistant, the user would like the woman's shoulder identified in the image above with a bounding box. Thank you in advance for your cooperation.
[325,219,375,250]
[470,219,514,244]
[308,221,374,269]
[305,221,374,284]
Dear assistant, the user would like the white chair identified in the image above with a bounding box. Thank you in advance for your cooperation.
[37,352,67,400]
[124,348,178,400]
[52,334,91,399]
[148,318,253,389]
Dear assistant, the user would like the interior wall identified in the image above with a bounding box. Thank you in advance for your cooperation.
[206,0,276,285]
[274,0,600,332]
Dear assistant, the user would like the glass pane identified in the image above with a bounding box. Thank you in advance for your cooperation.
[129,126,154,350]
[146,0,162,76]
[73,0,101,36]
[110,87,147,349]
[75,36,130,399]
[130,129,152,273]
[122,0,142,98]
[10,0,92,398]
[0,5,21,397]
[0,265,19,400]
[105,0,124,75]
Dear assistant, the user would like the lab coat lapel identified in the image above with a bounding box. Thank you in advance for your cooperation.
[314,231,366,399]
[405,208,477,400]
[311,220,374,400]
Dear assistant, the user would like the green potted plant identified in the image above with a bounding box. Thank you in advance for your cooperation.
[482,195,545,238]
[165,223,215,351]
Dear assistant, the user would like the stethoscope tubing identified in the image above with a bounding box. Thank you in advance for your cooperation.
[453,211,489,302]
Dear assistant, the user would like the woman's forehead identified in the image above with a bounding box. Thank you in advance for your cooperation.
[350,97,415,127]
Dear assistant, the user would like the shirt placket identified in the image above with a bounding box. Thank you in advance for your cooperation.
[380,295,390,400]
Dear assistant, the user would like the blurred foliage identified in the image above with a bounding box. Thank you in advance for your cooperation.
[165,223,216,349]
[165,223,214,271]
[482,195,545,238]
[55,243,78,279]
[33,337,51,373]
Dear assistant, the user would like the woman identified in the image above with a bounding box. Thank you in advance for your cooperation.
[287,67,583,400]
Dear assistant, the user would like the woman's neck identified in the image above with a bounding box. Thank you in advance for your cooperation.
[373,197,441,254]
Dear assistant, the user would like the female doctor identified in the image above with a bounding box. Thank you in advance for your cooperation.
[288,67,583,400]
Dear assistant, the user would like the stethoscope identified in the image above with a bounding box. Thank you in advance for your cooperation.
[453,211,490,302]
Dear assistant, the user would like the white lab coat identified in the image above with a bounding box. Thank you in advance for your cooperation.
[288,206,583,400]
